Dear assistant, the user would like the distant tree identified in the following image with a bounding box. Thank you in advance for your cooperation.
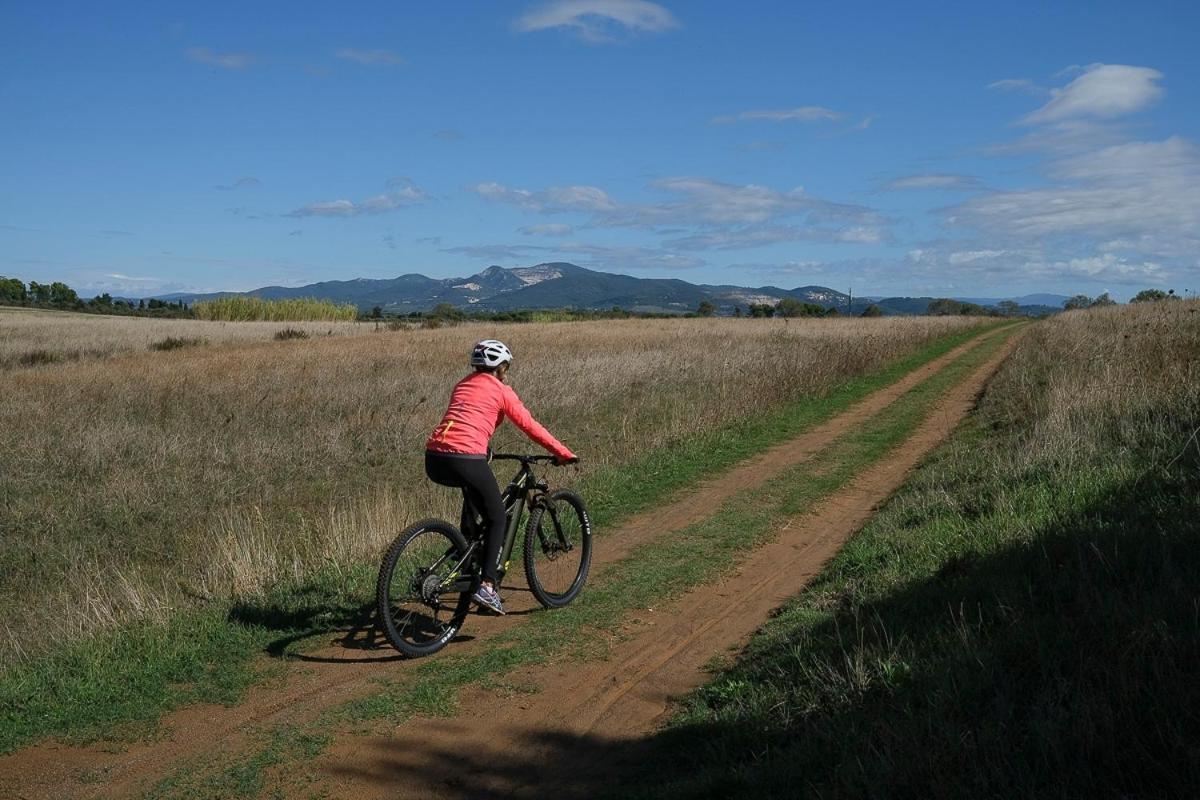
[1063,294,1093,311]
[748,303,775,318]
[860,303,884,317]
[997,300,1020,316]
[927,298,958,316]
[138,298,146,310]
[1130,288,1178,303]
[1090,293,1116,308]
[733,306,742,318]
[370,305,383,319]
[28,281,51,304]
[49,282,77,306]
[928,298,995,317]
[0,276,26,304]
[697,300,716,317]
[430,302,465,320]
[777,297,826,318]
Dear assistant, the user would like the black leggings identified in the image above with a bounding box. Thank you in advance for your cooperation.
[425,451,506,585]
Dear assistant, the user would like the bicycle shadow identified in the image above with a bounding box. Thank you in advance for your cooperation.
[226,594,409,663]
[225,581,543,663]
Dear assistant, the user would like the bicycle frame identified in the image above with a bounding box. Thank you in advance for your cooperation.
[441,460,547,593]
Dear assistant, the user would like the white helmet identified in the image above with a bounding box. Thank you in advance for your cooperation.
[470,339,513,368]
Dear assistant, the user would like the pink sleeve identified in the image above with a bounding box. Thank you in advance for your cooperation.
[500,384,576,460]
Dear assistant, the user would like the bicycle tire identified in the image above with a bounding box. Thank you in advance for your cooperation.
[523,490,592,608]
[376,518,473,658]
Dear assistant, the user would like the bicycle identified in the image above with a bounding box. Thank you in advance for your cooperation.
[376,453,592,658]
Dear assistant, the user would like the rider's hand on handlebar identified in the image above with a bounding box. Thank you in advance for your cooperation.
[555,455,580,466]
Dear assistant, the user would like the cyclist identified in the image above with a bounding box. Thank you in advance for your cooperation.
[425,339,577,615]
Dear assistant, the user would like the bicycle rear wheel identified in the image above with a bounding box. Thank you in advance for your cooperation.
[376,519,473,658]
[523,490,592,608]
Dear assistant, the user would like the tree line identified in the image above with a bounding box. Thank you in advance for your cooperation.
[0,276,191,317]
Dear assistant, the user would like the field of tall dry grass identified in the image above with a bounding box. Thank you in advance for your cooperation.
[0,313,987,665]
[0,306,374,370]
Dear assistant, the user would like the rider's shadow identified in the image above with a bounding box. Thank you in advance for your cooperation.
[226,596,482,664]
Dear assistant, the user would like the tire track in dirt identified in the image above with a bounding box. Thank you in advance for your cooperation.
[315,330,1023,800]
[0,326,1010,800]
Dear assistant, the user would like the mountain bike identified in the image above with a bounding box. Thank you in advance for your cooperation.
[376,453,592,658]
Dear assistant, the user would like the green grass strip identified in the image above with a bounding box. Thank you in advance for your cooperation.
[143,725,330,800]
[0,323,1005,756]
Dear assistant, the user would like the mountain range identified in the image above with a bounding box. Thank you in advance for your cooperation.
[159,262,1066,316]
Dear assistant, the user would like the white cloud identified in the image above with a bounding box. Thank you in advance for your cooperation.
[1023,64,1164,124]
[186,47,253,70]
[287,179,429,218]
[514,0,679,42]
[335,48,406,66]
[881,173,981,191]
[712,106,842,125]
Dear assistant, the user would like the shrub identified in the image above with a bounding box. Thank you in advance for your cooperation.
[17,349,62,367]
[150,336,207,352]
[273,328,310,341]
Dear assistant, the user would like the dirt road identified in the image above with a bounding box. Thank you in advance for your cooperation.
[0,326,1017,799]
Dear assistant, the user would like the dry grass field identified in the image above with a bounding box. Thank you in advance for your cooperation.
[0,306,375,370]
[0,313,987,666]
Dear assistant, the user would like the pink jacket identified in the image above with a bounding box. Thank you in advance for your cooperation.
[426,371,576,461]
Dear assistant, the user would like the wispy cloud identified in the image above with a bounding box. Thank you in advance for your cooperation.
[950,136,1200,257]
[471,182,617,214]
[1022,63,1164,124]
[519,223,575,236]
[443,241,705,271]
[881,173,982,191]
[987,78,1046,95]
[186,46,253,70]
[287,178,429,218]
[335,48,406,66]
[433,129,463,141]
[712,106,842,125]
[215,176,260,191]
[472,176,888,250]
[514,0,679,42]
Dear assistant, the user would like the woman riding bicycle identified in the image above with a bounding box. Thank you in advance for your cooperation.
[425,339,577,615]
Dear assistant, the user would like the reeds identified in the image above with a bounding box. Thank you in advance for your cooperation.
[192,296,357,322]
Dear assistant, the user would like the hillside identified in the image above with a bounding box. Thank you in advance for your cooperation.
[160,262,850,315]
[157,263,1064,317]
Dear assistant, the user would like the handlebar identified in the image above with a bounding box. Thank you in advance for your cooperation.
[491,453,575,465]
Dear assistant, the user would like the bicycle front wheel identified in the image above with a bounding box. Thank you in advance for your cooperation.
[376,519,473,658]
[523,490,592,608]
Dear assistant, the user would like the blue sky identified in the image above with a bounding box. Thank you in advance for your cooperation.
[2,1,1198,300]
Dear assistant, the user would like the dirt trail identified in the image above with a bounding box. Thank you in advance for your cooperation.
[0,327,1009,800]
[316,331,1021,800]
